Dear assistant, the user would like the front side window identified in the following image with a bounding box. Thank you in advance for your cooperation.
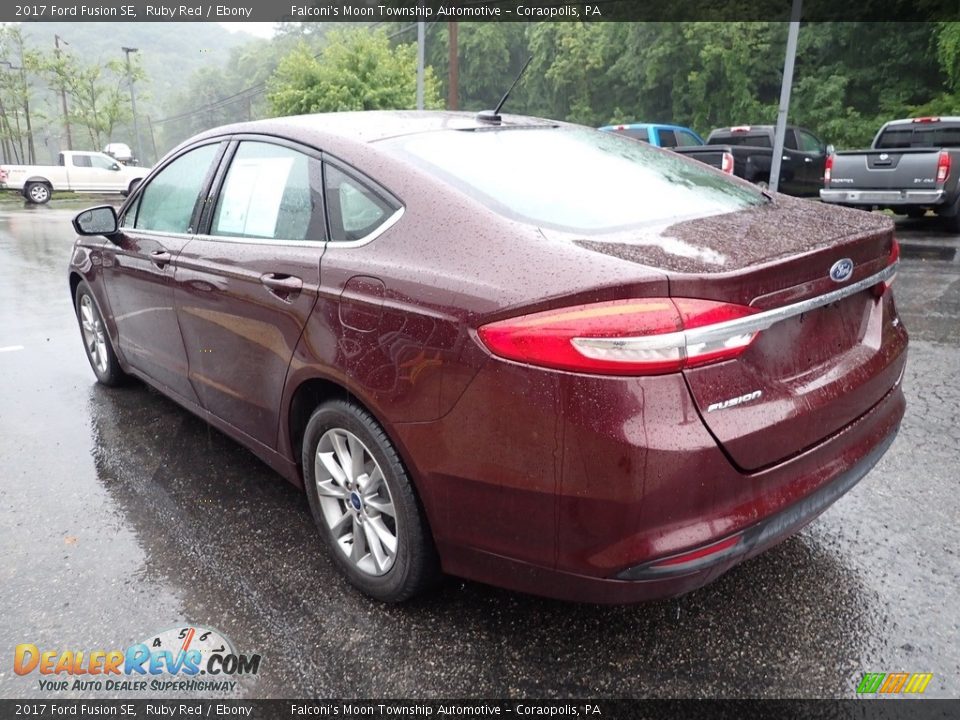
[323,164,398,242]
[72,155,92,168]
[134,143,220,234]
[91,154,117,170]
[383,127,764,234]
[211,142,324,242]
[797,130,823,153]
[676,130,702,147]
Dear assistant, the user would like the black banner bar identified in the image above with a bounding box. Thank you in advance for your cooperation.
[5,0,960,23]
[1,700,958,720]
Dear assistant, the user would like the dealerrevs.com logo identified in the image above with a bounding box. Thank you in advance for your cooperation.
[14,626,261,693]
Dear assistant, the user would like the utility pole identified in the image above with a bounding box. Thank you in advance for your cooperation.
[122,46,145,164]
[0,60,34,164]
[769,0,802,194]
[448,22,458,111]
[416,20,425,110]
[55,35,72,150]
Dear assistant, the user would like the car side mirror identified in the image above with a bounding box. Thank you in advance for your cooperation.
[825,144,835,155]
[111,163,121,171]
[73,205,119,237]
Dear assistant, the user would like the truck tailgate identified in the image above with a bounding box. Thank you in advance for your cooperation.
[829,148,941,190]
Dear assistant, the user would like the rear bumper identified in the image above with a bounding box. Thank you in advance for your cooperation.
[435,387,903,604]
[820,188,944,206]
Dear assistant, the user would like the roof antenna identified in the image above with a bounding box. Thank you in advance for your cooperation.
[477,56,533,124]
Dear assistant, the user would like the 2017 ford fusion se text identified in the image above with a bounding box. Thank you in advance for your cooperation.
[68,111,907,603]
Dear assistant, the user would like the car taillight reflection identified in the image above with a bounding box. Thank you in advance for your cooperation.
[874,238,900,297]
[478,297,759,375]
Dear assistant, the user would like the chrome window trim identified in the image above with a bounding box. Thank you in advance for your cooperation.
[573,261,898,353]
[193,205,404,249]
[327,205,405,248]
[193,233,327,250]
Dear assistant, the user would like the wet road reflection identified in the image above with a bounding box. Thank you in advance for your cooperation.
[1,207,957,698]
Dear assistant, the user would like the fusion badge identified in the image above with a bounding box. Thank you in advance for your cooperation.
[707,390,762,413]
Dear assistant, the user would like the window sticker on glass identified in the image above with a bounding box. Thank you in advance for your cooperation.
[216,156,294,238]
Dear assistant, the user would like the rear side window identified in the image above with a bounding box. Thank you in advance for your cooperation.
[134,143,220,234]
[383,126,764,234]
[709,133,772,148]
[211,141,325,242]
[658,129,678,148]
[323,164,399,242]
[72,155,92,168]
[613,127,649,143]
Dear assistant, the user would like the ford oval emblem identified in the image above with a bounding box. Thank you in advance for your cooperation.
[830,258,854,283]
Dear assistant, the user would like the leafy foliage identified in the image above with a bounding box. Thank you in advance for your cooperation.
[267,30,442,116]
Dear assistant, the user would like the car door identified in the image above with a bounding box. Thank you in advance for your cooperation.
[102,140,226,404]
[795,128,827,196]
[776,129,804,195]
[173,138,326,448]
[88,153,125,191]
[69,154,95,191]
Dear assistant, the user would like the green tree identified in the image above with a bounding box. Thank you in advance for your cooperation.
[41,48,144,150]
[267,30,442,116]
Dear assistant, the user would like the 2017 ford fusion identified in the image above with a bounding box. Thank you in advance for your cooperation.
[69,111,907,603]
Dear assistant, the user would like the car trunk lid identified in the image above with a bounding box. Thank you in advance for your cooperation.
[569,196,906,471]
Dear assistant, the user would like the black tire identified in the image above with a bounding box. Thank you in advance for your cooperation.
[74,282,127,386]
[302,399,439,602]
[24,182,51,204]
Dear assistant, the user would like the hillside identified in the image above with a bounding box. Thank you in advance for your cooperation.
[20,22,255,115]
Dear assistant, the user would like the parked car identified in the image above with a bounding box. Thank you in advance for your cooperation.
[705,125,831,196]
[600,122,734,174]
[820,117,960,228]
[103,142,139,166]
[0,151,149,204]
[69,111,906,604]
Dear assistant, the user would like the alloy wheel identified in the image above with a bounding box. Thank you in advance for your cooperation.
[314,428,398,576]
[79,294,108,375]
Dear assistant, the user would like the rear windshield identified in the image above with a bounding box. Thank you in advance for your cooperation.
[381,127,764,234]
[612,127,649,142]
[875,123,960,149]
[708,132,772,148]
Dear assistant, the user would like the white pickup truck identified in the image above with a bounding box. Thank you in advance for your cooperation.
[0,151,150,204]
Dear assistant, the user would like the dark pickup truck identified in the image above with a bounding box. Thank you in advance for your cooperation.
[705,125,831,197]
[820,117,960,228]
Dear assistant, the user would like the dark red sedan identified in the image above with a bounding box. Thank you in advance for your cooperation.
[69,112,906,603]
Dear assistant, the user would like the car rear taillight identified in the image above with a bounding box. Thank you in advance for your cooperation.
[824,154,834,184]
[873,238,900,297]
[721,151,734,175]
[477,298,760,376]
[937,151,950,183]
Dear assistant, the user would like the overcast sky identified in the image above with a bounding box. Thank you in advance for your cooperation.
[218,22,277,39]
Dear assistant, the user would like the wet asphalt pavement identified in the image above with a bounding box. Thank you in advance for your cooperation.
[0,201,957,700]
